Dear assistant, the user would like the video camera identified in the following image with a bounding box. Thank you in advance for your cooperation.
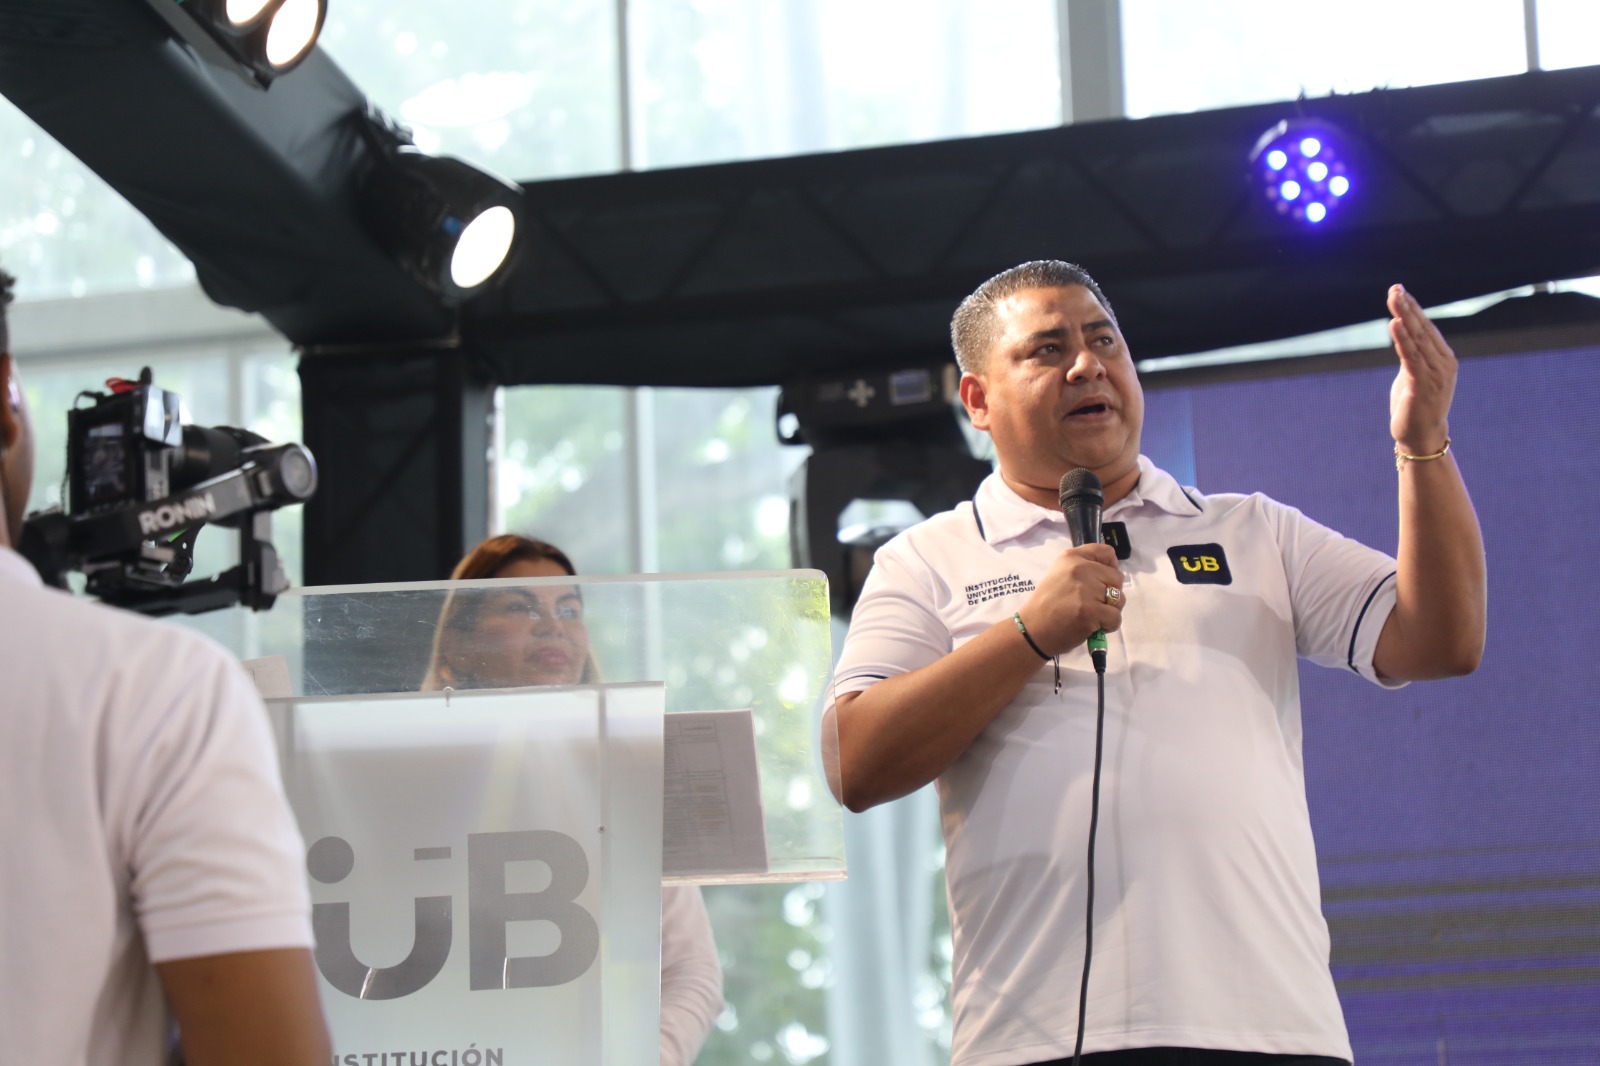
[20,368,317,616]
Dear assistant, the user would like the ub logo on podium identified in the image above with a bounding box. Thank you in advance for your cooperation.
[306,830,600,999]
[270,684,666,1065]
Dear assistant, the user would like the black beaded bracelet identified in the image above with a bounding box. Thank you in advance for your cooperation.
[1012,612,1050,660]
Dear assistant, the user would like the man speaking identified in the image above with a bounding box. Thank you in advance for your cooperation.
[826,261,1485,1066]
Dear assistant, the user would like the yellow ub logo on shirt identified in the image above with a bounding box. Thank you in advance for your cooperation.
[1166,544,1232,585]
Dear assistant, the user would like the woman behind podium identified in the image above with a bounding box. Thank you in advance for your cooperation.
[424,534,724,1066]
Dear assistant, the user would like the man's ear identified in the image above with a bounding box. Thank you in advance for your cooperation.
[958,371,991,433]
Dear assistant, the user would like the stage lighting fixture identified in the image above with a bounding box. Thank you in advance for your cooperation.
[144,0,327,87]
[1250,119,1353,226]
[361,144,525,304]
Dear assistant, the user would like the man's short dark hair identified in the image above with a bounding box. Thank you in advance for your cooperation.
[950,260,1116,374]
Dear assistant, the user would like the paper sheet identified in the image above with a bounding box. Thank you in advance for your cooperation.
[662,708,769,877]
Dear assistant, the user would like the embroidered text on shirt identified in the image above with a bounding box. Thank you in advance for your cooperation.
[963,574,1036,605]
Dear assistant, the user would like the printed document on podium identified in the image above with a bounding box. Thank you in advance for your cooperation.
[663,708,768,878]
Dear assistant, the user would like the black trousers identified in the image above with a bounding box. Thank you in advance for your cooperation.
[1034,1051,1349,1066]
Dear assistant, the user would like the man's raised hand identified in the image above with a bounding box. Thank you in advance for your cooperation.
[1387,283,1457,455]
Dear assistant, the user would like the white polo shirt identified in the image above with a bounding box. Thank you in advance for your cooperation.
[0,546,313,1066]
[830,457,1400,1066]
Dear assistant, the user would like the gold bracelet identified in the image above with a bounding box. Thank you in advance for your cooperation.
[1394,438,1451,472]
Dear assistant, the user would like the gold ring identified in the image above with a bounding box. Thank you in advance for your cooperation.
[1104,586,1123,607]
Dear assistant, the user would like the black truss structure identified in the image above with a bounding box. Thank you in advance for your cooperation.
[299,345,491,586]
[470,63,1600,386]
[0,0,452,344]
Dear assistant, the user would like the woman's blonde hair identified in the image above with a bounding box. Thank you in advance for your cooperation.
[422,534,602,690]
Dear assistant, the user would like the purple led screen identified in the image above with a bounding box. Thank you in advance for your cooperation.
[1142,341,1600,1063]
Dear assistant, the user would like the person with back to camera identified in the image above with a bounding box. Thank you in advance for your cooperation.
[825,260,1486,1066]
[424,533,725,1066]
[0,263,332,1064]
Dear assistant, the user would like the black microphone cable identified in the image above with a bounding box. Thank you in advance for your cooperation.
[1059,467,1110,1065]
[1072,647,1108,1066]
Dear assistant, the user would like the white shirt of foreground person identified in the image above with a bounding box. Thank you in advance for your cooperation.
[0,546,318,1065]
[829,459,1399,1064]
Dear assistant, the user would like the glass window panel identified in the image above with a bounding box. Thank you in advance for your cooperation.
[318,0,621,181]
[1536,0,1600,71]
[0,98,195,301]
[1122,0,1526,119]
[630,0,1059,169]
[491,384,830,1066]
[494,385,633,576]
[650,387,808,573]
[701,882,832,1066]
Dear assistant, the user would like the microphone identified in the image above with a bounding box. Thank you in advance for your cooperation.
[1059,469,1109,673]
[1059,468,1103,550]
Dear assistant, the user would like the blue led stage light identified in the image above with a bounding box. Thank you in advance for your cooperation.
[1249,120,1353,226]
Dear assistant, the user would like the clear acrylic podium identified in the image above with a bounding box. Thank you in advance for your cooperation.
[241,569,844,1066]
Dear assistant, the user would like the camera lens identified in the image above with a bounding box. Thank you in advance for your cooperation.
[276,445,318,500]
